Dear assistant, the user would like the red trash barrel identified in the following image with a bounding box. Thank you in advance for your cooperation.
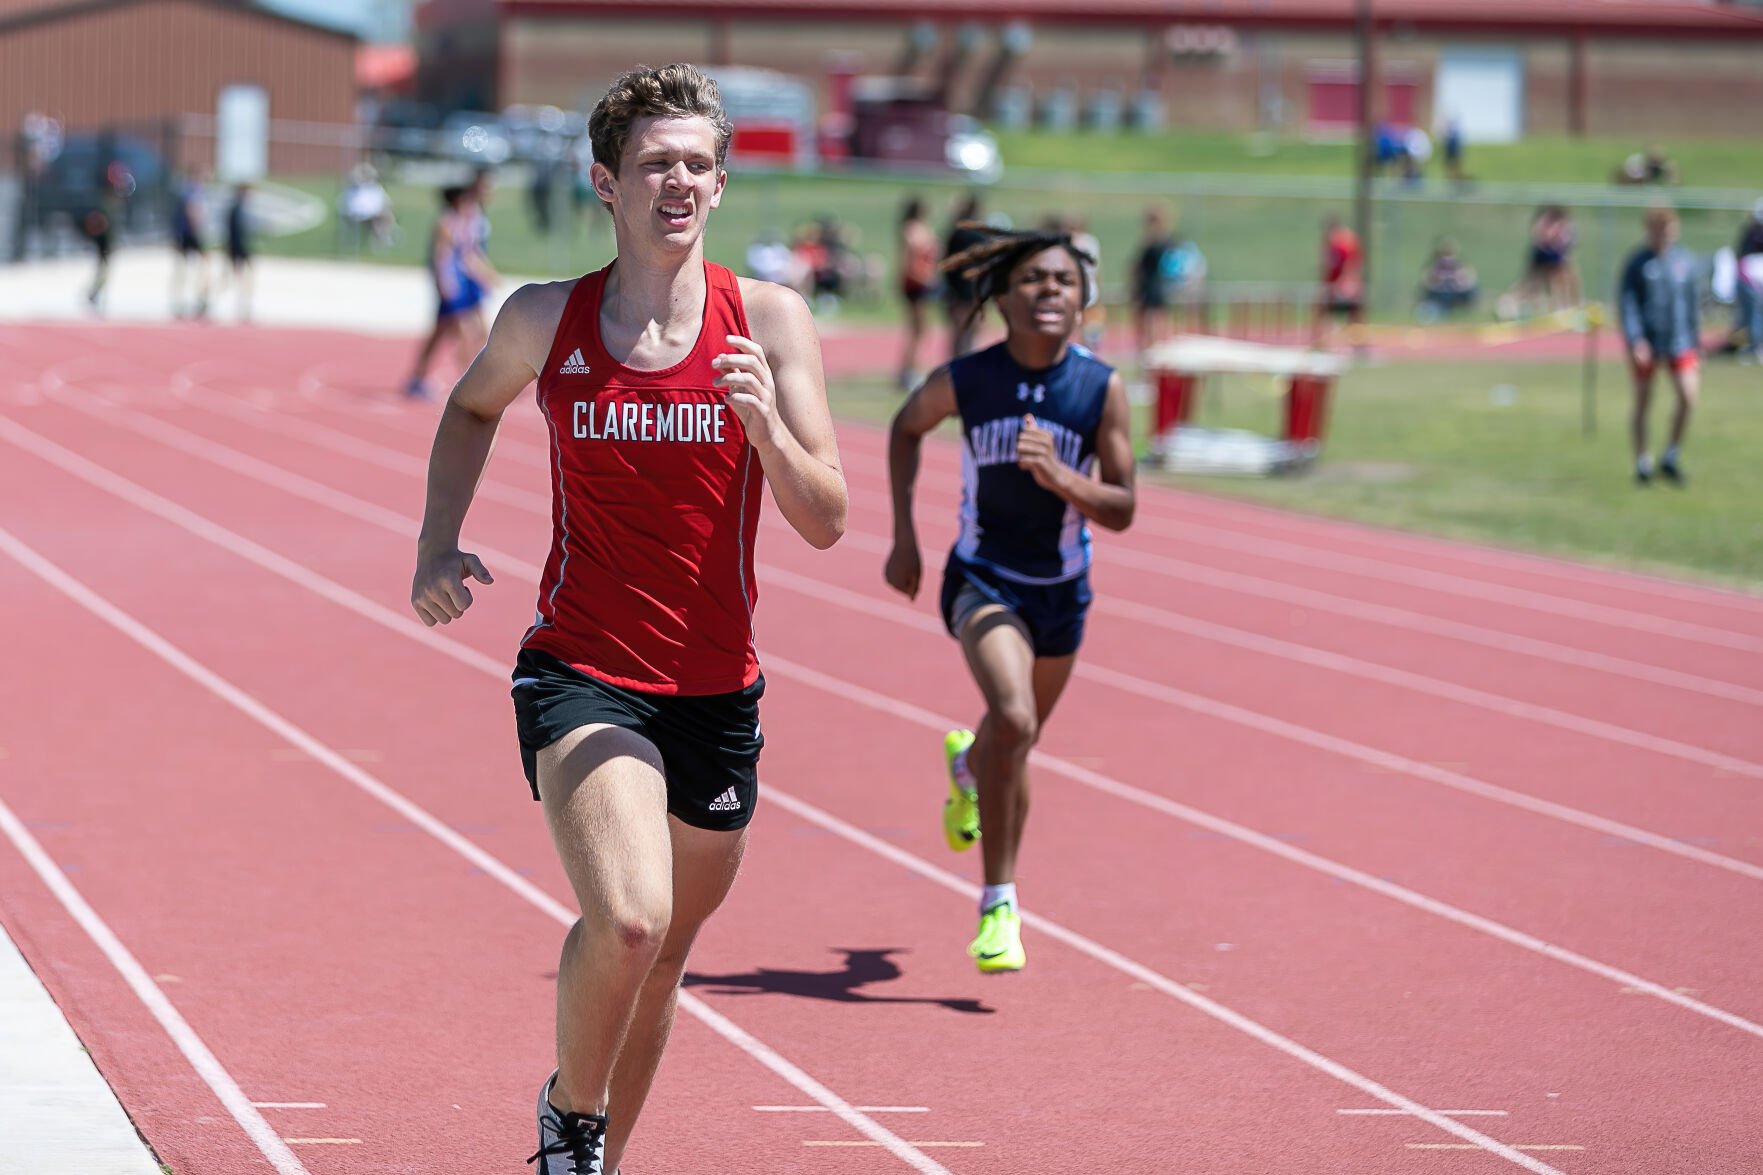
[1155,372,1199,437]
[1285,374,1334,445]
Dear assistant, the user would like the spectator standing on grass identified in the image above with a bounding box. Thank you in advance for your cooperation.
[1064,214,1106,354]
[897,195,940,389]
[942,192,988,359]
[80,158,125,313]
[1537,205,1580,308]
[1312,214,1364,349]
[1731,199,1763,363]
[1619,206,1701,487]
[340,162,395,252]
[221,183,256,323]
[1499,205,1578,319]
[1131,205,1181,357]
[169,169,210,319]
[1442,117,1467,186]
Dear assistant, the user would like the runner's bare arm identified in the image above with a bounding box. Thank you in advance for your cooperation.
[1016,371,1136,532]
[723,280,846,549]
[883,367,957,600]
[411,282,562,626]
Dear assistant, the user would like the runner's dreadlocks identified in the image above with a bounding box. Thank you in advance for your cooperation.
[941,224,1097,330]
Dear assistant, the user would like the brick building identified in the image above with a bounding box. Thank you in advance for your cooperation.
[1,0,357,172]
[416,0,1763,141]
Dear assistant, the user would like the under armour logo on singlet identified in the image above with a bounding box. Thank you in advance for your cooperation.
[1016,382,1046,403]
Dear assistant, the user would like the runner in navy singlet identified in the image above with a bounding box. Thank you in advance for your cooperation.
[886,226,1136,973]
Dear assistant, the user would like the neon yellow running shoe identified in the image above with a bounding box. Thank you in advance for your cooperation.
[968,904,1025,973]
[942,729,979,852]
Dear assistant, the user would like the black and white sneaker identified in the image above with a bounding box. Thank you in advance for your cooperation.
[1660,455,1686,486]
[529,1071,609,1175]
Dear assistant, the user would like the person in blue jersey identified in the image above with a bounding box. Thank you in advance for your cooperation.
[885,226,1136,973]
[404,181,499,399]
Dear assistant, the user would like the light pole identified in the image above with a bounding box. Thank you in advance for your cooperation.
[1354,0,1375,308]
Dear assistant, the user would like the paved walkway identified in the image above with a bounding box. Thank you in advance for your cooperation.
[0,920,161,1175]
[0,253,520,336]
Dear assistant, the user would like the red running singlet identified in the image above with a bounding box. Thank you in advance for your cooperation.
[522,262,764,694]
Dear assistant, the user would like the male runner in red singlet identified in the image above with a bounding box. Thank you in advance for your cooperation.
[410,64,846,1175]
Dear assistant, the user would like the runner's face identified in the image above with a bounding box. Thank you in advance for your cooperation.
[999,246,1082,339]
[599,115,725,251]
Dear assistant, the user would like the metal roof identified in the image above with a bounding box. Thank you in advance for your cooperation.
[496,0,1763,38]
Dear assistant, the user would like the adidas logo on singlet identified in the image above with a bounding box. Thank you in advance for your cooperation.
[558,348,591,375]
[707,787,742,812]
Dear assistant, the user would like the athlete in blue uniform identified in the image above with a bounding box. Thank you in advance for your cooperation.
[404,180,499,399]
[886,226,1136,972]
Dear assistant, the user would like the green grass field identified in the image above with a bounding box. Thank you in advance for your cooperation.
[263,128,1763,322]
[261,127,1763,590]
[826,358,1763,590]
[992,129,1763,186]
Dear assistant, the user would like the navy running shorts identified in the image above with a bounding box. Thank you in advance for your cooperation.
[939,555,1092,659]
[510,649,764,832]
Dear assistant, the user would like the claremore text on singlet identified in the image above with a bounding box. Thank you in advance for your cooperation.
[571,398,730,444]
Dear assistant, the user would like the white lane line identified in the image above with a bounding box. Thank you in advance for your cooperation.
[837,440,1763,646]
[829,422,1763,617]
[756,1106,930,1113]
[767,652,1763,1043]
[54,394,1763,885]
[0,490,1568,1173]
[1104,541,1763,707]
[750,791,1564,1173]
[175,374,1763,702]
[804,1141,983,1148]
[254,1102,328,1109]
[1338,1108,1508,1116]
[1407,1144,1586,1152]
[1095,594,1763,781]
[0,799,312,1175]
[1120,479,1763,616]
[0,526,953,1175]
[166,380,552,513]
[1134,513,1763,652]
[8,413,1758,1048]
[816,437,1763,712]
[757,562,1763,884]
[72,375,1763,783]
[830,440,1763,707]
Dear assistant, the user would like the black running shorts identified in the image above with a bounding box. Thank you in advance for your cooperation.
[510,649,764,832]
[939,555,1092,659]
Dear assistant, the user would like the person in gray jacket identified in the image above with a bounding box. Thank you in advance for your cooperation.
[1619,206,1701,486]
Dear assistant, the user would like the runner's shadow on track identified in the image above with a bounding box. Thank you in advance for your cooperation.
[684,948,994,1015]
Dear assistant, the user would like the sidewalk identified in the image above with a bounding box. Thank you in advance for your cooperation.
[0,253,919,377]
[0,253,520,337]
[0,919,161,1175]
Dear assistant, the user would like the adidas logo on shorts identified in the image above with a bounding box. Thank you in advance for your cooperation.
[558,347,591,375]
[707,787,742,812]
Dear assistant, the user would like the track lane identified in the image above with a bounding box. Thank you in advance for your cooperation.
[3,400,1763,1164]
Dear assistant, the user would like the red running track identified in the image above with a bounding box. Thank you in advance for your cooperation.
[0,322,1760,1175]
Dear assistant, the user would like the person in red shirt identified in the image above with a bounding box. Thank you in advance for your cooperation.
[410,63,847,1175]
[1312,214,1365,349]
[896,195,940,390]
